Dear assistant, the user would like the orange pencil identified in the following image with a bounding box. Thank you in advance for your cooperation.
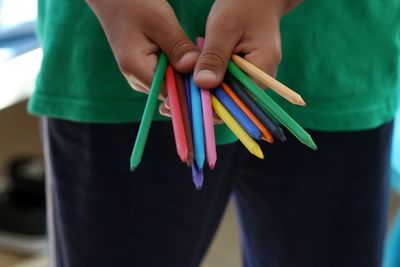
[165,64,188,162]
[222,83,274,143]
[174,71,194,165]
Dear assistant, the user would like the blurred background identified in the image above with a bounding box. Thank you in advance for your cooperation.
[0,0,398,266]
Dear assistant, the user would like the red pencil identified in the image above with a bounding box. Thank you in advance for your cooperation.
[165,64,188,162]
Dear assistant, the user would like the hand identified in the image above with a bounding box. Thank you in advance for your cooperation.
[85,0,200,99]
[194,0,303,89]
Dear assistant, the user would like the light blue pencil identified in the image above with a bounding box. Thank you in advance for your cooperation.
[189,75,205,169]
[213,87,262,140]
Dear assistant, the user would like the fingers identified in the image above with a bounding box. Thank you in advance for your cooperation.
[194,17,242,89]
[159,102,171,117]
[149,7,199,74]
[242,42,282,78]
[235,17,282,79]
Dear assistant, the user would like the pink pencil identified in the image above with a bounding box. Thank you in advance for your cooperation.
[197,37,217,170]
[165,64,188,162]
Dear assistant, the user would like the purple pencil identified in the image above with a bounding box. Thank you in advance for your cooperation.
[191,163,204,190]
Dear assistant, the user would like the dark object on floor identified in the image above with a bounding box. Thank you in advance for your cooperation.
[0,156,46,253]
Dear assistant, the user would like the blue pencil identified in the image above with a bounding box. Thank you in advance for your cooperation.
[191,163,204,190]
[189,75,205,170]
[213,87,262,140]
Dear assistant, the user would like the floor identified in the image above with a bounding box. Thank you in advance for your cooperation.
[0,101,398,267]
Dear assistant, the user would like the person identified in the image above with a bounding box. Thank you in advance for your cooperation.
[28,0,400,266]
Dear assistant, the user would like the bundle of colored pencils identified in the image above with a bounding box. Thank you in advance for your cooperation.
[130,38,317,190]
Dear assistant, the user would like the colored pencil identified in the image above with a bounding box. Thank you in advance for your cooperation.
[174,72,194,165]
[231,55,306,106]
[184,76,192,114]
[184,74,204,189]
[224,73,286,142]
[221,83,274,143]
[165,64,188,162]
[227,61,317,150]
[191,163,204,190]
[196,37,217,170]
[201,89,217,170]
[213,87,262,140]
[130,53,168,171]
[211,95,264,159]
[190,74,206,169]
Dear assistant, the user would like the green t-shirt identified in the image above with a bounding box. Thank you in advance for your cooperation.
[29,0,400,140]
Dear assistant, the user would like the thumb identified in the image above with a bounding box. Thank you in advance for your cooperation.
[150,9,199,73]
[193,24,241,89]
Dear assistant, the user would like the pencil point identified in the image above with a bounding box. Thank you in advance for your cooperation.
[274,128,287,142]
[178,148,189,163]
[252,146,264,159]
[192,163,204,190]
[208,161,216,170]
[193,176,203,190]
[262,136,274,144]
[307,138,318,150]
[250,130,263,140]
[195,155,205,170]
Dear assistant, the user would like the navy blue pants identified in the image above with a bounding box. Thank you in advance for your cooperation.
[41,117,393,267]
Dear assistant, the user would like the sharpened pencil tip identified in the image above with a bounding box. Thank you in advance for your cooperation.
[293,96,307,107]
[250,130,263,140]
[195,156,205,170]
[252,147,264,159]
[193,176,204,190]
[262,134,274,144]
[208,162,216,170]
[308,139,318,150]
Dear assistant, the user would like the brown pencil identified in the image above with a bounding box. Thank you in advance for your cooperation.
[175,71,195,166]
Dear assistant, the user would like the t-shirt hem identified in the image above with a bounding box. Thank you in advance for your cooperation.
[27,93,238,145]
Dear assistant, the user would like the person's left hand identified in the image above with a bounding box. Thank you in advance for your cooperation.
[193,0,302,89]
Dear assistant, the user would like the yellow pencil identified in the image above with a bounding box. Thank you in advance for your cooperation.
[231,55,306,106]
[211,95,264,159]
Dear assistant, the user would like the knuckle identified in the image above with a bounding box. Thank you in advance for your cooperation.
[168,38,193,61]
[199,48,227,70]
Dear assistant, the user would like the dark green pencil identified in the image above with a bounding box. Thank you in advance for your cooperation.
[227,61,317,150]
[130,53,168,171]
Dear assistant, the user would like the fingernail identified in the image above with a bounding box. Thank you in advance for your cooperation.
[196,70,217,82]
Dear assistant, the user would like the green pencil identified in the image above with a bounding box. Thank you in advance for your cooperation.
[130,53,168,171]
[227,60,317,150]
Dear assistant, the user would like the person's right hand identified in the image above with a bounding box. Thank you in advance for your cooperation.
[86,0,200,100]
